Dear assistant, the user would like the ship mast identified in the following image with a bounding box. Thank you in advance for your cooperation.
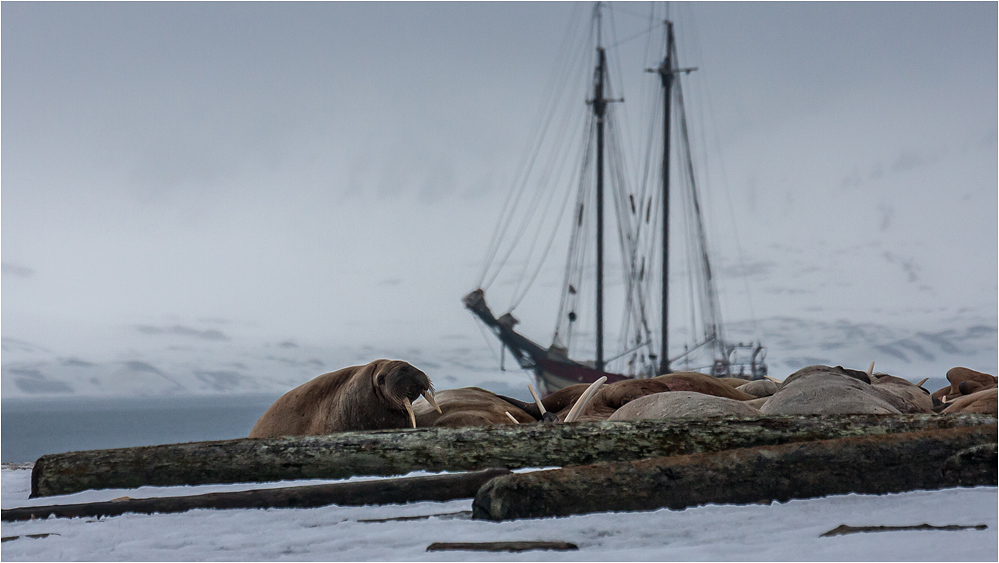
[591,5,609,372]
[650,20,696,375]
[593,55,608,371]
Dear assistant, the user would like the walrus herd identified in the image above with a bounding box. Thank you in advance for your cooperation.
[249,359,998,438]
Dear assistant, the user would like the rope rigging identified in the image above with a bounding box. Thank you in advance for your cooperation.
[469,2,768,380]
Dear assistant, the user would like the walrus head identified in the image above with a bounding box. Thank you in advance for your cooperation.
[368,359,439,428]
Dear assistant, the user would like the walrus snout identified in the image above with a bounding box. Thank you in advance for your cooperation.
[378,362,441,427]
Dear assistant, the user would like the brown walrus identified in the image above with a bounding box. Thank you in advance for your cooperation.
[760,365,901,415]
[249,359,438,438]
[941,387,998,415]
[868,372,933,413]
[761,364,933,415]
[932,367,998,401]
[517,372,757,422]
[412,387,536,428]
[608,391,762,420]
[736,378,779,398]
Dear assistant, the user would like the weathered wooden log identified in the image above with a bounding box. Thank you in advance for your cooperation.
[471,426,998,521]
[31,414,995,498]
[426,541,578,552]
[4,468,509,522]
[820,523,989,537]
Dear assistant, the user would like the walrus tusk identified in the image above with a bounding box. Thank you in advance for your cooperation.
[422,390,442,413]
[764,376,783,384]
[403,397,416,428]
[528,384,547,415]
[504,411,520,424]
[915,377,929,388]
[866,361,875,377]
[563,376,607,423]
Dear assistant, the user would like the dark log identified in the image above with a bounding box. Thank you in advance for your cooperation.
[1,534,59,543]
[3,469,509,522]
[358,510,470,523]
[31,413,995,498]
[820,524,989,537]
[426,541,578,552]
[472,426,998,520]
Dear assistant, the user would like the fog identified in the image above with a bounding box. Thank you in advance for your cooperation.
[3,2,996,399]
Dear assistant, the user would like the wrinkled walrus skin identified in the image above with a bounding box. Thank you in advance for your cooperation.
[412,387,536,427]
[942,387,998,415]
[249,359,433,438]
[761,365,933,415]
[761,365,900,415]
[608,391,761,420]
[521,371,757,422]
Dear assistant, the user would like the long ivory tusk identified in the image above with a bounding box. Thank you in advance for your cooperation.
[764,376,783,384]
[528,384,547,415]
[422,390,442,414]
[563,376,607,423]
[403,397,416,428]
[866,361,875,377]
[915,377,929,388]
[504,411,520,424]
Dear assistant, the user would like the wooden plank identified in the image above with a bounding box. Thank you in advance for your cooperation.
[3,469,509,522]
[30,413,995,498]
[471,425,998,520]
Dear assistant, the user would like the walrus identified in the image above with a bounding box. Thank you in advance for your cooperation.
[717,377,753,389]
[941,387,998,415]
[933,367,998,401]
[958,380,985,395]
[659,372,757,401]
[760,365,902,415]
[413,378,607,428]
[411,387,536,428]
[736,378,779,398]
[608,391,762,421]
[868,372,933,413]
[249,359,439,438]
[518,372,757,422]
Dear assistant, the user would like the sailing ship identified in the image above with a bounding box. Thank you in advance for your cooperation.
[465,3,767,395]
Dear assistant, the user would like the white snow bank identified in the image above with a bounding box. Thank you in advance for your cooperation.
[2,466,996,561]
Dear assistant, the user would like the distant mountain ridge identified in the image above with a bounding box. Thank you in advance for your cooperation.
[2,312,994,400]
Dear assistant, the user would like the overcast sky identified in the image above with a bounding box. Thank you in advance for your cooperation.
[3,2,996,390]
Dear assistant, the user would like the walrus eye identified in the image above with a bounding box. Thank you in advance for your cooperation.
[377,374,386,385]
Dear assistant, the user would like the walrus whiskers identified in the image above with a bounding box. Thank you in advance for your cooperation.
[563,376,607,423]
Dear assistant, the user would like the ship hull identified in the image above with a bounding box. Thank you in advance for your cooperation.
[533,358,636,395]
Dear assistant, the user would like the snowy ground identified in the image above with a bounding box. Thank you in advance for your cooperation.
[2,465,996,561]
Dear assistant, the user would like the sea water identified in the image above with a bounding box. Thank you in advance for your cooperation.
[1,394,280,463]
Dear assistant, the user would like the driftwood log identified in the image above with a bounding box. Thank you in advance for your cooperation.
[31,414,995,498]
[820,524,989,537]
[472,425,998,521]
[3,469,509,522]
[426,541,579,552]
